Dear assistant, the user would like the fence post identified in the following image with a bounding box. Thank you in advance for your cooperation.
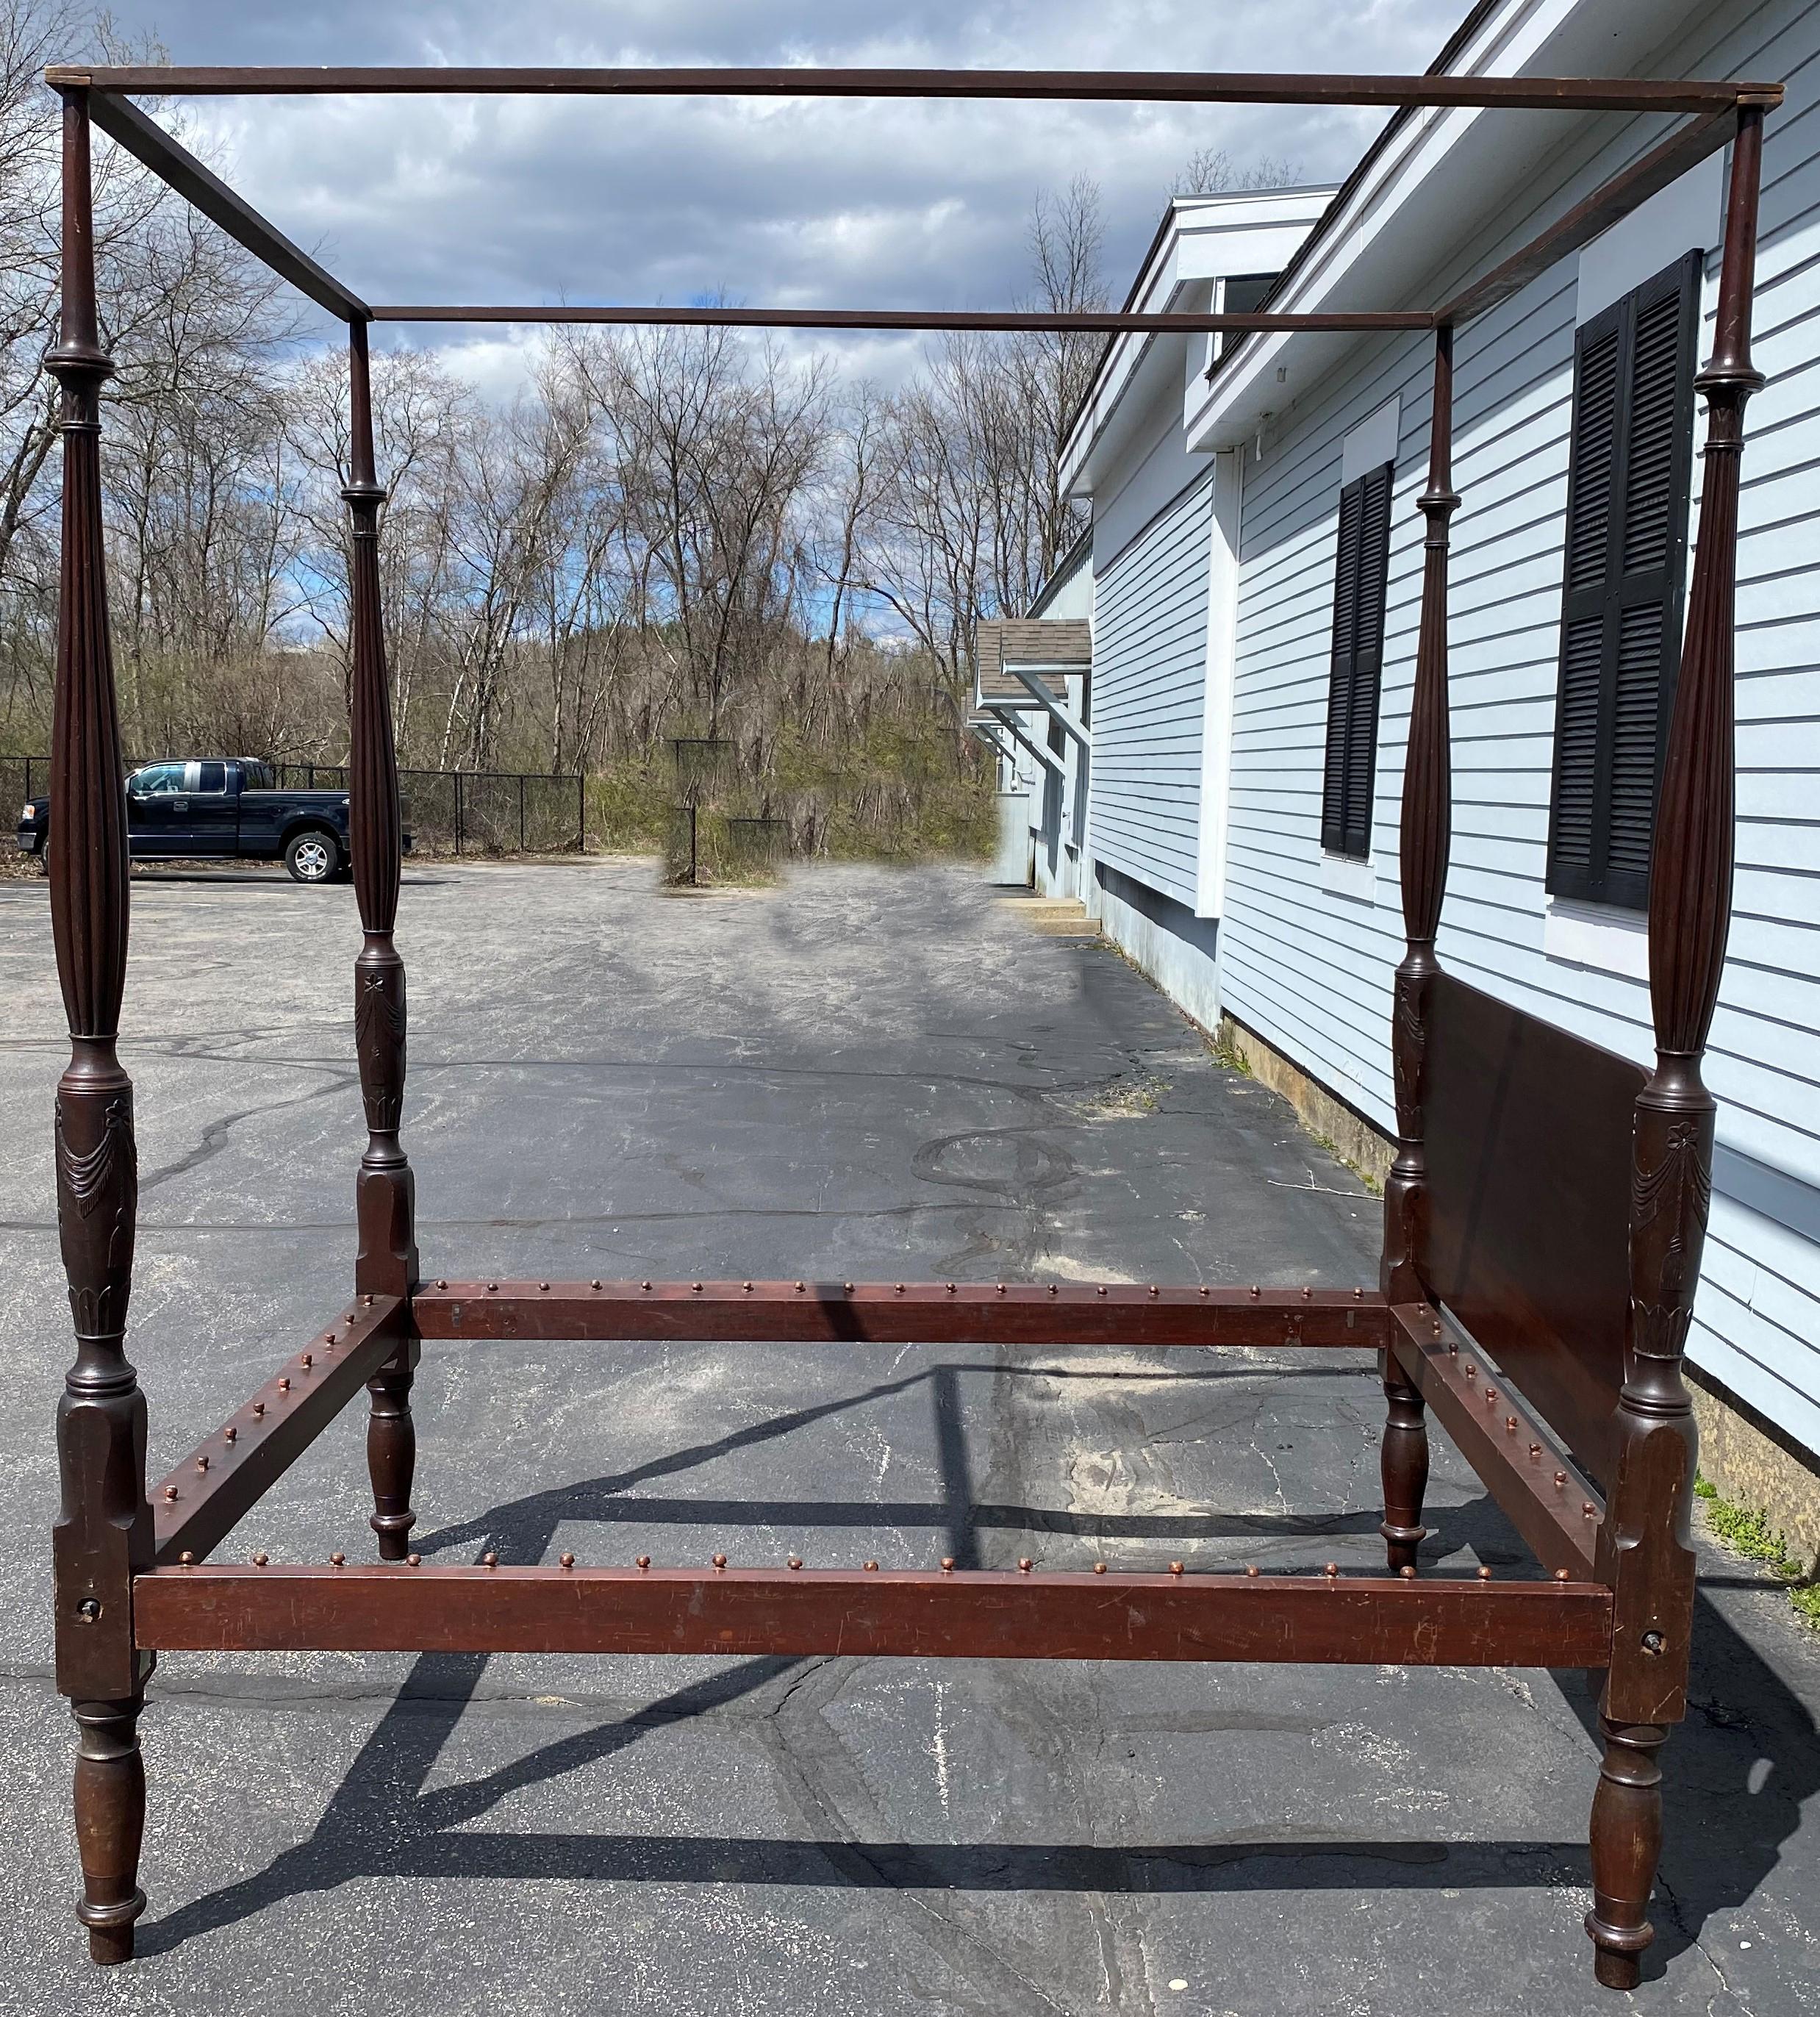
[576,771,585,853]
[518,774,526,852]
[454,772,462,856]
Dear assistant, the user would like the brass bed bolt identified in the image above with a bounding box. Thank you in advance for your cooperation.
[481,1552,498,1569]
[538,1282,549,1292]
[712,1553,728,1569]
[1529,1444,1541,1459]
[277,1377,290,1393]
[435,1278,448,1289]
[787,1557,803,1571]
[863,1560,879,1572]
[223,1427,236,1443]
[252,1402,265,1418]
[1554,1472,1568,1489]
[301,1353,312,1369]
[1094,1563,1108,1575]
[195,1457,209,1474]
[635,1555,649,1570]
[1323,1563,1339,1578]
[406,1554,421,1567]
[942,1558,956,1572]
[1169,1563,1185,1576]
[163,1486,179,1502]
[1506,1417,1519,1434]
[1583,1503,1597,1519]
[1399,1566,1416,1580]
[330,1553,345,1567]
[1302,1286,1312,1300]
[1019,1558,1034,1573]
[590,1280,602,1290]
[560,1553,576,1569]
[1477,1566,1493,1581]
[1245,1565,1260,1577]
[1554,1569,1572,1583]
[1149,1285,1159,1297]
[1249,1285,1260,1298]
[642,1280,652,1291]
[1097,1286,1108,1297]
[251,1552,268,1567]
[178,1552,194,1568]
[1199,1286,1208,1297]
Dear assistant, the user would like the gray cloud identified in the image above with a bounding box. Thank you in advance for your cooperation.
[87,1,1466,385]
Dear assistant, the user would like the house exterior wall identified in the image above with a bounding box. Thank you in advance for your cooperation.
[1087,404,1216,911]
[1209,0,1820,1460]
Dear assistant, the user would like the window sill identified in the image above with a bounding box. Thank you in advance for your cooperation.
[1542,897,1649,981]
[1319,852,1376,903]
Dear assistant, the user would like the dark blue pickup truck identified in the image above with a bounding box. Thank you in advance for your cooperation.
[17,758,409,883]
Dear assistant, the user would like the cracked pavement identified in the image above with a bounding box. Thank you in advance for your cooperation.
[1,857,1816,2016]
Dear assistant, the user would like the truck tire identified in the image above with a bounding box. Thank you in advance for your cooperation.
[284,828,340,884]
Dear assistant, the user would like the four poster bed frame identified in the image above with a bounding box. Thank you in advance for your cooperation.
[40,63,1776,1988]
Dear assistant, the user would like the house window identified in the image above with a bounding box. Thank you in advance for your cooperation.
[1320,459,1394,860]
[1546,251,1700,909]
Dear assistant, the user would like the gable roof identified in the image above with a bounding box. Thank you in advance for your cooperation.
[975,617,1092,702]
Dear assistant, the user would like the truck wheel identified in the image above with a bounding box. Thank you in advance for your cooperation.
[285,829,340,884]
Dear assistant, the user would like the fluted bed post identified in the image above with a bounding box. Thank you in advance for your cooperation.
[46,86,154,1966]
[345,320,420,1558]
[1379,323,1458,1571]
[1586,106,1763,1993]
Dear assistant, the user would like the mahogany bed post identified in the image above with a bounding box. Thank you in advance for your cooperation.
[344,319,420,1558]
[1379,322,1458,1570]
[1586,104,1763,1992]
[45,85,153,1965]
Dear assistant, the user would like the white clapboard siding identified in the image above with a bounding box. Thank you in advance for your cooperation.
[1090,467,1215,906]
[1219,0,1820,1452]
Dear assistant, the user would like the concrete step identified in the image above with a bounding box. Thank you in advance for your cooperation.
[997,895,1100,938]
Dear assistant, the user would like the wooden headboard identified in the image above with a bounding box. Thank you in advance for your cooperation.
[1417,970,1646,1489]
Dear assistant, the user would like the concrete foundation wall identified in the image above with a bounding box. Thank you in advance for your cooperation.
[1216,1013,1395,1190]
[1691,1367,1820,1581]
[1088,861,1222,1039]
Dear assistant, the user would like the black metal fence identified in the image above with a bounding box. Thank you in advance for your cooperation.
[270,765,587,855]
[667,804,789,884]
[4,756,586,856]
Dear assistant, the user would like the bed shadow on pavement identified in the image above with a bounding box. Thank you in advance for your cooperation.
[135,1361,1819,1988]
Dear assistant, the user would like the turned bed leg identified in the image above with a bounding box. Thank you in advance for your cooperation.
[1587,1713,1667,1989]
[72,1697,147,1964]
[46,86,154,1964]
[1379,323,1456,1568]
[344,320,422,1557]
[1379,1361,1429,1572]
[1584,106,1763,1991]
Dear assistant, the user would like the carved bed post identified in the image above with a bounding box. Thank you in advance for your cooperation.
[46,85,154,1966]
[1586,105,1763,1993]
[1380,323,1458,1571]
[345,319,420,1559]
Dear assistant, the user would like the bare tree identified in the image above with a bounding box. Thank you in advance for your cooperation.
[1172,146,1306,197]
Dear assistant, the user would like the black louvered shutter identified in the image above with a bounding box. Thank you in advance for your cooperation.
[1547,251,1699,908]
[1322,459,1394,859]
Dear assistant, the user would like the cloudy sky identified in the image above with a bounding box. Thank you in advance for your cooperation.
[90,1,1471,394]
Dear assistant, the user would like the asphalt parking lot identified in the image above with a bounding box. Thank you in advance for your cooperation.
[1,857,1816,2016]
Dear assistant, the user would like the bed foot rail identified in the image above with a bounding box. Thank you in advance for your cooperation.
[71,1694,146,1964]
[1586,1712,1666,1989]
